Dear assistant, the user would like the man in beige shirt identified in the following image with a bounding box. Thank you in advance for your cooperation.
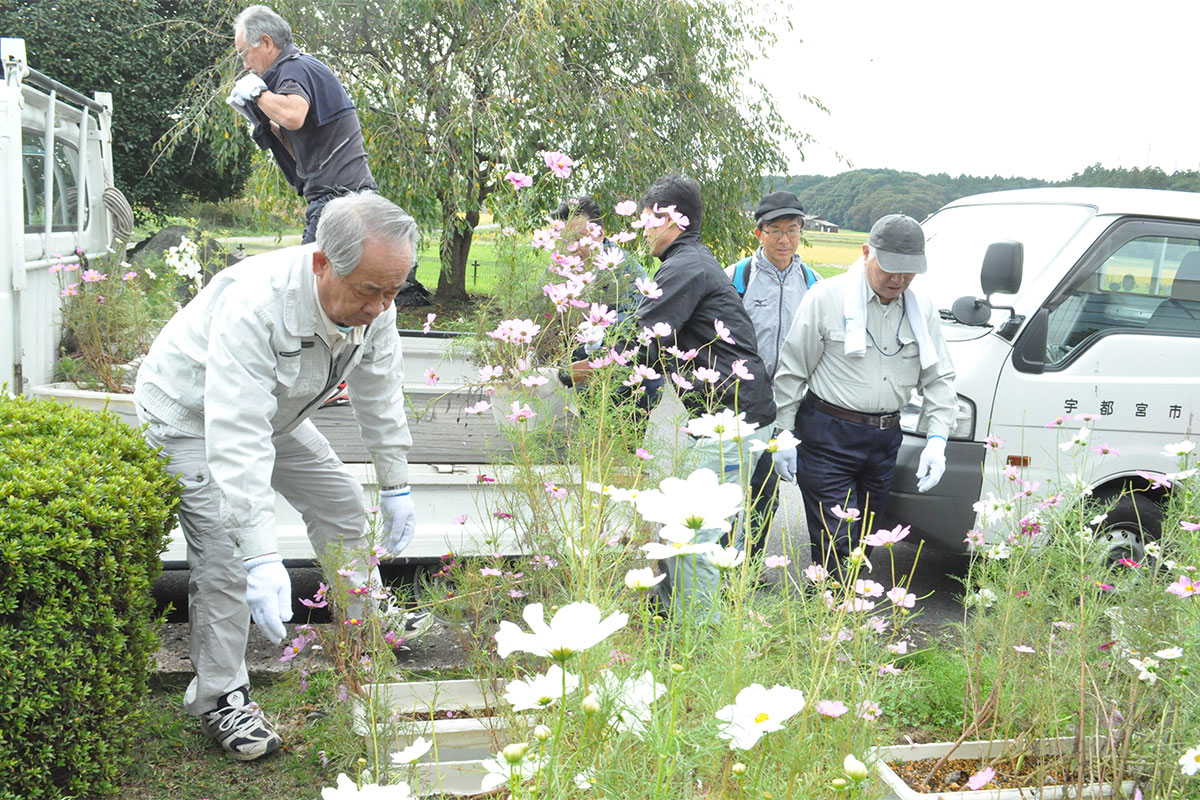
[772,214,956,575]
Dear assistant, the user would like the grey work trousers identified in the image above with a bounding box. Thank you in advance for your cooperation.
[142,418,367,715]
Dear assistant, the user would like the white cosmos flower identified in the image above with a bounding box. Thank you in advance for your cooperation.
[1181,746,1200,776]
[480,749,544,792]
[494,602,628,661]
[321,773,413,799]
[710,546,747,571]
[574,769,598,790]
[634,468,743,534]
[503,664,580,711]
[1128,657,1159,684]
[715,683,807,750]
[624,567,667,591]
[641,536,722,560]
[748,429,801,453]
[1059,427,1091,451]
[595,669,666,739]
[390,736,433,765]
[682,409,760,441]
[1154,647,1184,660]
[1164,440,1196,457]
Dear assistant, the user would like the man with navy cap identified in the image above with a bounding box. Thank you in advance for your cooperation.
[725,191,821,560]
[771,214,956,576]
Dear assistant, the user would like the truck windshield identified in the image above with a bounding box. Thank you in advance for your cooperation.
[920,203,1096,310]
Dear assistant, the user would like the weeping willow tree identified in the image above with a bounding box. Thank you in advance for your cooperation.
[169,0,811,301]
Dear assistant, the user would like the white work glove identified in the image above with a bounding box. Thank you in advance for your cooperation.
[380,486,417,554]
[230,73,267,106]
[916,436,948,493]
[244,554,292,644]
[772,445,798,482]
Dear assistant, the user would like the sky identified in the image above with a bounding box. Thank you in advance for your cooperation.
[751,1,1200,181]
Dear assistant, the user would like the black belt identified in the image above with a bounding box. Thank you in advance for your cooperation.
[807,394,900,430]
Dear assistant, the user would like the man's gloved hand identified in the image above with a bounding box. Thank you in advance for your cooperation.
[230,73,267,106]
[916,435,948,493]
[380,486,417,554]
[244,554,292,644]
[772,445,798,482]
[225,93,257,125]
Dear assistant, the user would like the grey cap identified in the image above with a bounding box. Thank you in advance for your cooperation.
[868,214,927,274]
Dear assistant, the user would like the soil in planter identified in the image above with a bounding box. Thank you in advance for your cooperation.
[394,707,497,722]
[891,754,1099,793]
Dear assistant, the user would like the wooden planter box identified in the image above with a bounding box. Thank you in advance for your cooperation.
[871,737,1136,799]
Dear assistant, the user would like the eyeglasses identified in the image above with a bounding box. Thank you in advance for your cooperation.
[236,38,262,58]
[760,226,803,240]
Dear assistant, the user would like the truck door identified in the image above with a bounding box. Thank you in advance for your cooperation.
[991,219,1200,495]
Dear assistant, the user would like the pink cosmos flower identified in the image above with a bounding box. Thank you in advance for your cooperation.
[804,564,828,583]
[505,402,537,423]
[521,374,550,388]
[122,270,137,280]
[764,555,791,569]
[464,400,491,415]
[967,767,996,791]
[1045,416,1067,428]
[60,284,79,297]
[544,482,568,500]
[878,663,901,676]
[964,529,985,547]
[532,228,556,250]
[865,523,910,548]
[1051,620,1074,629]
[505,171,533,189]
[480,567,502,577]
[815,700,848,718]
[614,200,637,216]
[865,616,889,634]
[509,589,525,598]
[635,448,653,460]
[1013,645,1036,654]
[1166,575,1200,597]
[714,319,734,344]
[1093,442,1120,456]
[856,700,881,721]
[1118,558,1141,569]
[665,346,698,361]
[855,579,885,598]
[454,514,468,524]
[1182,520,1200,531]
[887,640,909,654]
[830,504,861,521]
[635,277,662,299]
[424,367,439,386]
[985,434,1005,449]
[671,372,694,391]
[886,586,916,608]
[612,231,637,244]
[1136,470,1173,490]
[542,150,574,178]
[423,312,436,333]
[730,360,754,381]
[693,367,721,383]
[81,268,105,282]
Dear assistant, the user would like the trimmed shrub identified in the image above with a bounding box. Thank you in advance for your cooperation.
[0,394,179,799]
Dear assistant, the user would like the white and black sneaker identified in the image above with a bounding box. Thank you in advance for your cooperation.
[199,686,282,761]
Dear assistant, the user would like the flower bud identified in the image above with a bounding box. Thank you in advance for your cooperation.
[731,762,747,776]
[502,742,530,764]
[670,662,684,674]
[581,693,601,715]
[532,724,552,742]
[843,754,869,782]
[830,777,849,792]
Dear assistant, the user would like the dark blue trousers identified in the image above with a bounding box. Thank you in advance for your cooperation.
[793,396,902,574]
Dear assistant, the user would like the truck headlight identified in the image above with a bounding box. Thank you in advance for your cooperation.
[899,392,975,440]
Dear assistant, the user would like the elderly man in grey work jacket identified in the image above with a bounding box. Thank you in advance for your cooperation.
[135,192,417,761]
[771,214,956,576]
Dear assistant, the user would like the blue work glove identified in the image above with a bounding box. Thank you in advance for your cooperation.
[916,436,947,493]
[772,445,798,482]
[230,73,267,106]
[244,554,292,644]
[380,486,417,554]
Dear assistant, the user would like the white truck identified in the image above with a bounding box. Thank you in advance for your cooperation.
[1,37,131,395]
[884,187,1199,560]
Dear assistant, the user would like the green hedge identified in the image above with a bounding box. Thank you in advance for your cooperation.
[0,394,179,799]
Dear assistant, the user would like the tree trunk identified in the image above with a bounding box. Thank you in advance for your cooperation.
[435,206,479,303]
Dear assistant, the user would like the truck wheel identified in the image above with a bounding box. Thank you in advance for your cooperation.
[1094,492,1162,563]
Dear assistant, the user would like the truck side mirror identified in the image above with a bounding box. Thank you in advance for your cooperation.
[952,240,1024,328]
[980,240,1023,295]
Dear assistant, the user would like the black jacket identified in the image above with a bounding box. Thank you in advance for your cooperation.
[637,231,776,427]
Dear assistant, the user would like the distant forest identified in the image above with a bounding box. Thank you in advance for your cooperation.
[767,165,1200,232]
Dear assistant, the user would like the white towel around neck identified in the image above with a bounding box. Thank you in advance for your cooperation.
[842,258,939,369]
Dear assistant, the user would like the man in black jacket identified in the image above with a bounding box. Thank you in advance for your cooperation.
[573,174,776,617]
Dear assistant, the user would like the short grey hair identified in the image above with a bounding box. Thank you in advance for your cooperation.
[316,192,419,278]
[235,5,294,49]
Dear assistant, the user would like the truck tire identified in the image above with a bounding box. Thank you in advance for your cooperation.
[1094,491,1162,563]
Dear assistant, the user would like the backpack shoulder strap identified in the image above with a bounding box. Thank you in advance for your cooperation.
[731,257,752,298]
